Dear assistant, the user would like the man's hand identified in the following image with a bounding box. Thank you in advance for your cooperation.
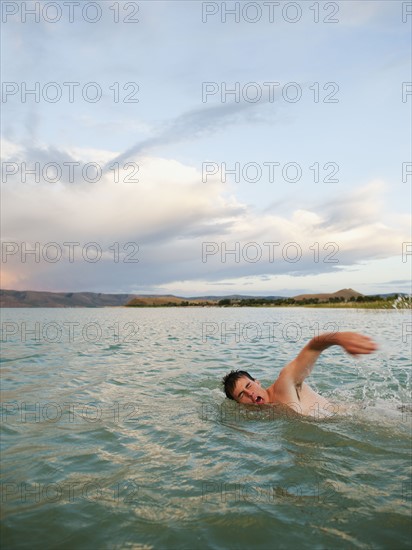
[335,332,378,356]
[278,331,378,387]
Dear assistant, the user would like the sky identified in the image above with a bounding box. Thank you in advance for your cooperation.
[1,0,411,296]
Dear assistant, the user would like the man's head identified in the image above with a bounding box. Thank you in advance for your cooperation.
[222,370,268,404]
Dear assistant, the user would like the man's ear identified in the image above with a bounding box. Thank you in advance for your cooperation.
[256,380,261,386]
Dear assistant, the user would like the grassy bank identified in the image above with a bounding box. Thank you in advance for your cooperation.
[126,301,410,309]
[296,301,397,309]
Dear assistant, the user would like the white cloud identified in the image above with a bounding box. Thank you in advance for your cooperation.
[1,142,408,293]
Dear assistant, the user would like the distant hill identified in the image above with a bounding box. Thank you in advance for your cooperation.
[293,288,363,301]
[0,287,393,308]
[125,295,217,306]
[0,290,137,308]
[186,294,285,301]
[0,290,219,308]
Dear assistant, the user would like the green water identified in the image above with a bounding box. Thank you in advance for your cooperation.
[1,308,411,549]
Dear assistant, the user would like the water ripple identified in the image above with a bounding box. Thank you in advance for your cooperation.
[1,308,411,549]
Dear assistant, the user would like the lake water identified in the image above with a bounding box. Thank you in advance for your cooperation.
[1,307,411,549]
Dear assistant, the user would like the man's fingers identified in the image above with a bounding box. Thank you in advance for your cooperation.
[346,335,378,354]
[349,348,375,355]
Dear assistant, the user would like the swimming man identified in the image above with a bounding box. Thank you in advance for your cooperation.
[222,332,378,417]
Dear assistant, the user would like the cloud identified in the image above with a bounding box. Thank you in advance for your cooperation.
[318,181,385,230]
[104,88,283,169]
[1,142,408,293]
[384,280,412,285]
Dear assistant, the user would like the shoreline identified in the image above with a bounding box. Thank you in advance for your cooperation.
[124,301,406,310]
[2,304,406,309]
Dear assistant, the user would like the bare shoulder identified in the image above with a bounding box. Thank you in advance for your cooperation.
[267,368,298,403]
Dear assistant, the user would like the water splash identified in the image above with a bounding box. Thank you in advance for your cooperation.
[391,294,412,309]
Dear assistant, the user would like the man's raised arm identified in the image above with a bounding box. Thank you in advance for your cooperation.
[278,332,378,386]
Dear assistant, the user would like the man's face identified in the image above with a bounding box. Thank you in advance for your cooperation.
[232,376,268,405]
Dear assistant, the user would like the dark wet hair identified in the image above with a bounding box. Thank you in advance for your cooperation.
[222,370,255,400]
